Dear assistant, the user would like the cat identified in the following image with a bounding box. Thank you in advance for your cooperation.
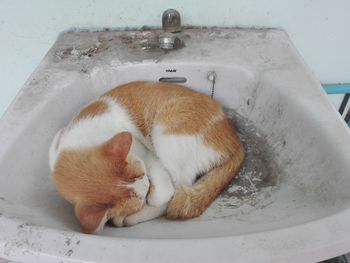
[49,81,244,234]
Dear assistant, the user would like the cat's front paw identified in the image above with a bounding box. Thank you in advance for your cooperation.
[123,214,139,227]
[111,216,126,227]
[122,204,166,226]
[111,215,139,227]
[147,185,173,207]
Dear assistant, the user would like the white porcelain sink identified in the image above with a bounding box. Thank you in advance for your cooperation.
[1,28,350,263]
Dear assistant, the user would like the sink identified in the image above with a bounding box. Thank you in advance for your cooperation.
[1,28,350,263]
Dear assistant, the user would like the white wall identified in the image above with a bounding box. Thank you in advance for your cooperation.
[1,0,349,116]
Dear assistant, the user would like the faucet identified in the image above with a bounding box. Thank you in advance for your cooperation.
[162,8,181,33]
[159,9,183,50]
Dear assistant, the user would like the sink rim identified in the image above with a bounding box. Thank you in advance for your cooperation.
[1,208,350,262]
[1,28,350,262]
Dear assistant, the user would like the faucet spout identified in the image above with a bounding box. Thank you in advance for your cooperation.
[159,9,183,50]
[162,9,182,33]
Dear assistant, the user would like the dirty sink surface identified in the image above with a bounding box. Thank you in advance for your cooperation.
[1,28,350,263]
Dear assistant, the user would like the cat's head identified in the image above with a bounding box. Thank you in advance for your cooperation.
[52,132,149,234]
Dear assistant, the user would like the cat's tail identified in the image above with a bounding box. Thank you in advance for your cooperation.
[166,148,244,219]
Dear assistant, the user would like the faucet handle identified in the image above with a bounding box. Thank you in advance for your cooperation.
[162,9,182,33]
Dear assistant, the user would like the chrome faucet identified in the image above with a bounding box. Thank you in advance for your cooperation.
[162,9,181,33]
[159,9,183,50]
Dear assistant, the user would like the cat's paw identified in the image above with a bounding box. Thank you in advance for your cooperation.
[111,216,126,227]
[123,214,139,227]
[147,185,173,207]
[111,215,139,227]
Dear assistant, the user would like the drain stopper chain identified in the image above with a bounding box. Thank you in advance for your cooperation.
[207,71,216,98]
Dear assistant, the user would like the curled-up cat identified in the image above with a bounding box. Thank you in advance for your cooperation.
[49,81,244,234]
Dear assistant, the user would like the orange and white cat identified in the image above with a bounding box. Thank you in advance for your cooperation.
[49,81,244,234]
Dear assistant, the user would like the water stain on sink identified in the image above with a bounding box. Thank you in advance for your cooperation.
[205,108,283,218]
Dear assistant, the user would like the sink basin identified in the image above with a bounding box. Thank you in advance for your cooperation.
[1,28,350,263]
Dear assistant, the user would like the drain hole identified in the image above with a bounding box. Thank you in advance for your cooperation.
[159,77,187,83]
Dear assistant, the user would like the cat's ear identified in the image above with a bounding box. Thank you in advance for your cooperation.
[75,203,108,234]
[103,132,132,160]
